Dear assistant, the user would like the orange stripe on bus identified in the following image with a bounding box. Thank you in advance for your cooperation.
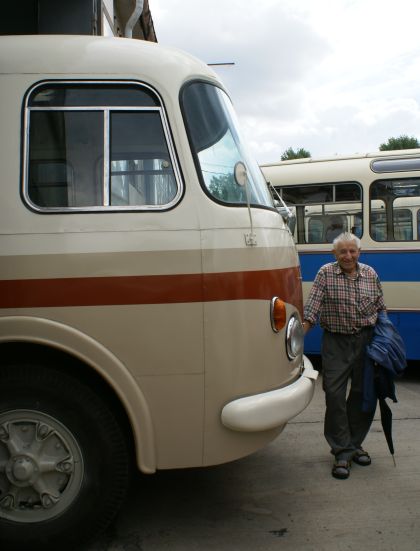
[0,267,303,313]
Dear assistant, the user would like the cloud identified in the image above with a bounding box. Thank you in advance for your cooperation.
[152,0,420,163]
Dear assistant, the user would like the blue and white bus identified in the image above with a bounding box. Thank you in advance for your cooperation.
[261,150,420,360]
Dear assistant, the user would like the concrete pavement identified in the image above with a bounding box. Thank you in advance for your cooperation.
[86,362,420,551]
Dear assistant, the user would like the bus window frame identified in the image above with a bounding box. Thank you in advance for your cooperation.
[22,80,184,214]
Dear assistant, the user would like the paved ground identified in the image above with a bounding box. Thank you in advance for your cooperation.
[86,359,420,551]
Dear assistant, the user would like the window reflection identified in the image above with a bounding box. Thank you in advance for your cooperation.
[182,82,273,207]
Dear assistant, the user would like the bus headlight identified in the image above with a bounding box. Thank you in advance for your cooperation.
[286,315,304,359]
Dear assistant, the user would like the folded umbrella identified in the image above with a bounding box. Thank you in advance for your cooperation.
[378,395,396,466]
[364,311,406,464]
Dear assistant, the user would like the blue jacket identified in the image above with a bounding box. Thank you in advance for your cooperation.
[362,311,407,412]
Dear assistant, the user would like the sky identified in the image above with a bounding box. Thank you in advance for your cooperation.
[151,0,420,164]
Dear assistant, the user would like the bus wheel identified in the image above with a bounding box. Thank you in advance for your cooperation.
[0,363,130,550]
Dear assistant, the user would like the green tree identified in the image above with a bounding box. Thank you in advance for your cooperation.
[281,147,311,161]
[379,135,420,151]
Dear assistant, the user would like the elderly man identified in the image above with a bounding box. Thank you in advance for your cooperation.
[303,232,386,479]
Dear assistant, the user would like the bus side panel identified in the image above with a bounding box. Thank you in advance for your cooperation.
[200,225,304,465]
[387,311,420,362]
[300,250,420,360]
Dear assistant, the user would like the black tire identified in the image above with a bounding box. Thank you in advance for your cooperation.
[0,363,130,550]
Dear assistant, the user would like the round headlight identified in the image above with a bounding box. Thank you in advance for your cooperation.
[286,315,304,359]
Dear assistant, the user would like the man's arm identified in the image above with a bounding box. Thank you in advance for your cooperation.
[303,268,326,333]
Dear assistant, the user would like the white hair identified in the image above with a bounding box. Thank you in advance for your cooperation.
[332,232,361,250]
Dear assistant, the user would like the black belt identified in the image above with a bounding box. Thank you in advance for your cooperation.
[325,326,373,336]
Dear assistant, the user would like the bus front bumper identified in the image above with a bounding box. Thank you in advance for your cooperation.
[221,355,318,432]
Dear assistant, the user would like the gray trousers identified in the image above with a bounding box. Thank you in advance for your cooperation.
[321,327,376,461]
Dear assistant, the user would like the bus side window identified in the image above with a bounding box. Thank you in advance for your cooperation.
[370,211,386,241]
[282,183,361,244]
[25,83,180,212]
[307,218,323,243]
[109,111,177,206]
[393,208,413,240]
[351,212,362,237]
[371,178,420,241]
[29,111,103,207]
[325,215,345,242]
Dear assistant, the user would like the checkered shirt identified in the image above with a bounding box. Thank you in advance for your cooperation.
[304,261,386,334]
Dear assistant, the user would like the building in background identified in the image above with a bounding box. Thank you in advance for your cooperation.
[0,0,156,41]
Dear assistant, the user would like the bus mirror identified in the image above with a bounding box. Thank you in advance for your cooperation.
[234,161,247,187]
[277,205,296,234]
[267,181,296,234]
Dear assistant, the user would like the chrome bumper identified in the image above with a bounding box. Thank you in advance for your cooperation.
[221,355,318,432]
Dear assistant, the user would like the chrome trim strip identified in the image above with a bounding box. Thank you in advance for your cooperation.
[270,296,279,333]
[28,106,161,112]
[103,110,110,206]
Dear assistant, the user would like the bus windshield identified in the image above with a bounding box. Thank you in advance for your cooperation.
[182,81,273,208]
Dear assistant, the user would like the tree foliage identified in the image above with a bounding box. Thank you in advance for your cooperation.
[208,172,245,202]
[379,135,420,151]
[281,147,311,161]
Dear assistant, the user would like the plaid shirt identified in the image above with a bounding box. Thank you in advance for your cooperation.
[304,261,386,334]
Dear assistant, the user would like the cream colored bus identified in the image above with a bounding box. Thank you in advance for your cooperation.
[0,35,317,549]
[261,151,420,361]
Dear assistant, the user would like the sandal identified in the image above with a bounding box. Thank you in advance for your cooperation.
[353,448,371,466]
[332,459,351,479]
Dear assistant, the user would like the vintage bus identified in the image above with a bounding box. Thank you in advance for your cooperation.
[261,151,420,361]
[0,35,317,549]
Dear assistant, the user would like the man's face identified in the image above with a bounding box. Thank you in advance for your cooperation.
[333,241,360,274]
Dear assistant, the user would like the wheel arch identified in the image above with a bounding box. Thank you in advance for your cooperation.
[0,315,156,474]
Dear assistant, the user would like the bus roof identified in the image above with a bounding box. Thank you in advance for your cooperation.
[0,34,220,91]
[261,148,420,168]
